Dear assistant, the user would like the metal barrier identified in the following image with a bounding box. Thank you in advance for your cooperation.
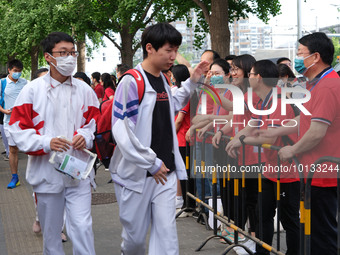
[186,130,306,255]
[187,192,284,255]
[175,141,196,218]
[304,156,340,255]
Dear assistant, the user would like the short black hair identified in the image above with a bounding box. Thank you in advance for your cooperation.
[299,32,334,65]
[117,63,130,75]
[225,55,237,61]
[277,64,295,79]
[141,23,182,59]
[101,72,115,90]
[252,60,279,87]
[276,57,291,65]
[33,68,49,79]
[232,54,256,91]
[91,72,101,83]
[40,32,75,54]
[74,72,91,85]
[232,54,256,78]
[8,59,23,71]
[210,58,230,75]
[171,64,190,88]
[202,50,221,61]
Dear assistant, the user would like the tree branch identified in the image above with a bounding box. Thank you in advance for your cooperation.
[94,26,122,51]
[192,0,210,25]
[134,0,153,25]
[143,5,162,26]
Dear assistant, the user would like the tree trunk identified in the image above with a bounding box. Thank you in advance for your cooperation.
[209,0,230,58]
[30,45,39,80]
[120,26,134,68]
[77,40,86,72]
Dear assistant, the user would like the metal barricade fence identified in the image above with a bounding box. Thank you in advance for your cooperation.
[184,130,309,255]
[304,156,340,255]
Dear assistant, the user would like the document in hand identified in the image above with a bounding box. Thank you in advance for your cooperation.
[49,140,97,180]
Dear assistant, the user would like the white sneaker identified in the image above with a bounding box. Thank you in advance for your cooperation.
[175,196,184,209]
[233,239,256,255]
[175,208,192,218]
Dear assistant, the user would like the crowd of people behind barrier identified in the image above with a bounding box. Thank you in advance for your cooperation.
[0,23,340,255]
[176,32,340,255]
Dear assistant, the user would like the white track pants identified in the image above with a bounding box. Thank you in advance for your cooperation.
[36,179,95,255]
[115,172,178,255]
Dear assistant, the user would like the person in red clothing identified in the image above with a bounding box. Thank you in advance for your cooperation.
[226,60,300,255]
[101,72,115,101]
[91,71,104,102]
[259,32,340,255]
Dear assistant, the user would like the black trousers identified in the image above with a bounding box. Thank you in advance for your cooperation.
[310,186,337,255]
[256,178,300,255]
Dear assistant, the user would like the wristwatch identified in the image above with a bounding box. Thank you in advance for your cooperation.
[239,135,246,145]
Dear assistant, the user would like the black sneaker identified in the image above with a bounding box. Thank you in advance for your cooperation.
[192,211,199,219]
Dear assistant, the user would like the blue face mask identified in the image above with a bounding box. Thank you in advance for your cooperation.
[294,54,314,74]
[210,75,225,85]
[11,72,22,80]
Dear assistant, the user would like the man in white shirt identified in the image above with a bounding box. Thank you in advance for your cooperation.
[0,59,28,189]
[8,32,99,255]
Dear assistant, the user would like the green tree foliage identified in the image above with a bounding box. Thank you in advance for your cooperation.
[89,0,193,67]
[0,0,282,76]
[0,0,103,78]
[332,37,340,67]
[191,0,281,57]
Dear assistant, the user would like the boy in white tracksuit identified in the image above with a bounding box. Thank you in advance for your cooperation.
[8,32,99,255]
[110,22,209,255]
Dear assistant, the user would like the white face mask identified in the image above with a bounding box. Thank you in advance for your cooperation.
[48,54,76,76]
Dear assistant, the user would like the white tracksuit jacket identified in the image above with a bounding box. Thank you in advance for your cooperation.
[110,63,198,193]
[8,72,100,193]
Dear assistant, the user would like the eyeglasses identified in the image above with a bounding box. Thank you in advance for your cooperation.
[210,71,225,76]
[247,72,256,77]
[51,51,79,57]
[230,67,239,73]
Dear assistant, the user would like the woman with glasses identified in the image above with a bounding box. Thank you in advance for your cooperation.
[209,55,260,250]
[186,59,230,223]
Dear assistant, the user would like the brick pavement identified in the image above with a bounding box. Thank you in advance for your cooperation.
[0,145,238,255]
[0,141,287,255]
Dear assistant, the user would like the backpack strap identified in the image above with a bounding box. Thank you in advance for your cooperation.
[161,72,171,86]
[118,69,145,104]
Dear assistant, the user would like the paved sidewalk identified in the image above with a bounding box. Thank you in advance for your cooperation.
[0,147,239,255]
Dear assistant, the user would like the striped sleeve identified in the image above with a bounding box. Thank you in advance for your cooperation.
[112,75,139,125]
[8,86,51,155]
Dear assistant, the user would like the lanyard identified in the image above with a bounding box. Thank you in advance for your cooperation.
[308,68,333,92]
[257,89,273,129]
[216,88,229,115]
